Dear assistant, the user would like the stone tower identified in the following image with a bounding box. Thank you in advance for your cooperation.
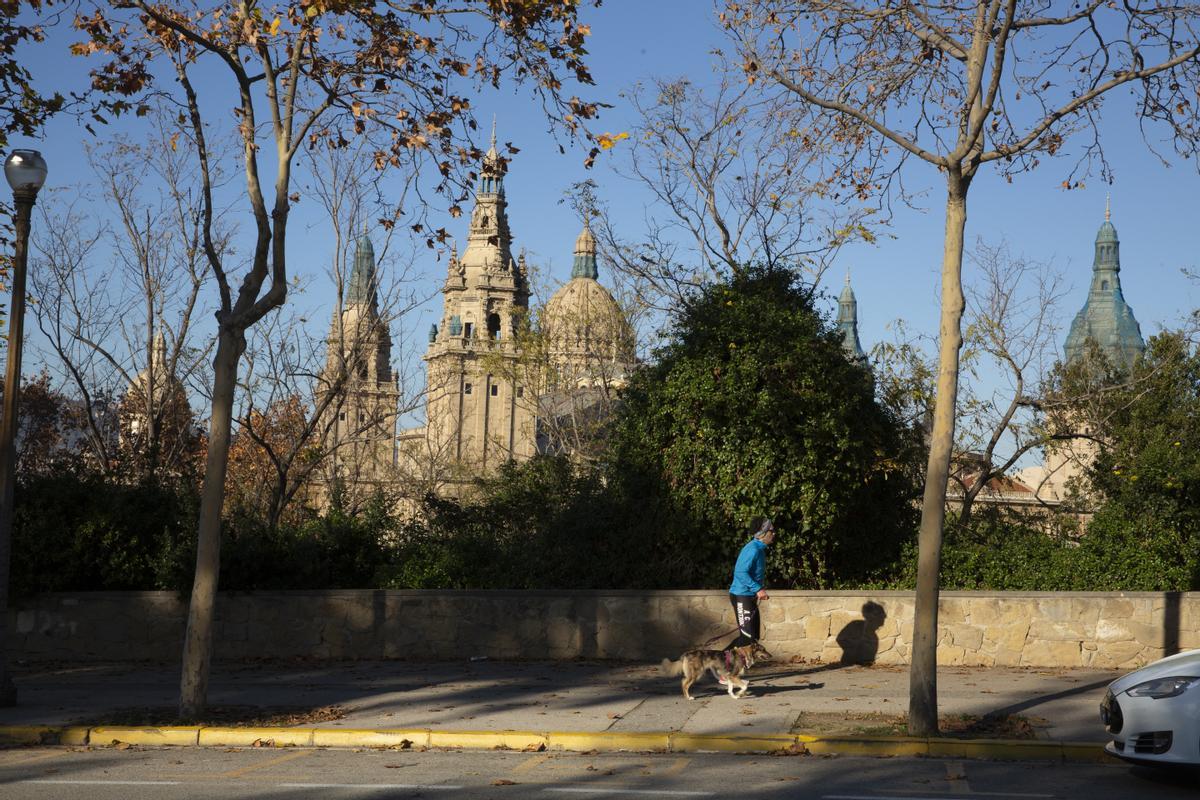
[1019,201,1145,506]
[316,229,401,492]
[836,270,867,361]
[417,127,537,481]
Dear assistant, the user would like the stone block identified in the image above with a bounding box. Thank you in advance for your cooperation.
[804,615,831,642]
[1088,641,1147,669]
[939,602,967,625]
[1100,598,1135,620]
[936,643,966,665]
[964,598,1002,625]
[1035,598,1072,622]
[1019,639,1082,667]
[985,621,1029,654]
[946,624,984,653]
[1028,618,1085,642]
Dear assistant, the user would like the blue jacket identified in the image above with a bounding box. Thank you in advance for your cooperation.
[729,538,767,595]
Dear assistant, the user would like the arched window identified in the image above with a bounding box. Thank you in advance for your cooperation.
[1101,280,1109,290]
[488,313,502,340]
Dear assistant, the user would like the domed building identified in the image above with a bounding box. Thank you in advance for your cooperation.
[541,221,636,390]
[395,134,638,493]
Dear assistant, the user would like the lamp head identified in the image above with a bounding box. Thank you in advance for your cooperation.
[5,149,47,193]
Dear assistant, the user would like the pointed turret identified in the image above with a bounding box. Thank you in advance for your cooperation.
[462,119,514,273]
[347,228,376,306]
[571,221,599,280]
[1063,201,1144,370]
[836,270,867,361]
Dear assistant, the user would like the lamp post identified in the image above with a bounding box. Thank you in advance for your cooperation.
[0,149,47,706]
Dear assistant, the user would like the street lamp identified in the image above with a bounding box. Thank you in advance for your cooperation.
[0,149,47,706]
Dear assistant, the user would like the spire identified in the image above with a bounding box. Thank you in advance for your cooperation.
[151,330,167,367]
[836,268,866,361]
[1105,192,1111,222]
[347,228,376,306]
[479,117,504,196]
[571,220,598,280]
[1063,203,1144,369]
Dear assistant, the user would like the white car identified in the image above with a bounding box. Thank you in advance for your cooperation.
[1101,648,1200,766]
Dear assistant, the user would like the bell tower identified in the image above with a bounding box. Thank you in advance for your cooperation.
[418,125,537,483]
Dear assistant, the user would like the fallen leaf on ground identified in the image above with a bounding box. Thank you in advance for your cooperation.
[491,779,518,785]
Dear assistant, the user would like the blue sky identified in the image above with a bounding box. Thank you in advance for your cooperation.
[11,2,1200,430]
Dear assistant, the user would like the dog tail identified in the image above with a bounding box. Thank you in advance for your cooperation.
[660,657,682,676]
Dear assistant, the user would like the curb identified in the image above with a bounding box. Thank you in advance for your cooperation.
[0,724,1109,762]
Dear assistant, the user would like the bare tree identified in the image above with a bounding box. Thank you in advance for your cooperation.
[947,240,1071,526]
[726,0,1200,733]
[75,0,599,716]
[579,73,870,313]
[29,123,215,479]
[234,142,428,529]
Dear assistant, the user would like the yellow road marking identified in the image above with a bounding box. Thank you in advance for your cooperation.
[221,749,313,778]
[513,753,552,773]
[664,757,690,776]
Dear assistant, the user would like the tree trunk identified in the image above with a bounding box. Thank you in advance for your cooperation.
[908,174,969,736]
[179,328,243,718]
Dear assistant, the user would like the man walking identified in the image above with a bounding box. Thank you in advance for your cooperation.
[729,518,774,646]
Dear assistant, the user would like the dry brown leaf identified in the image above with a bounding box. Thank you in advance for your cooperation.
[491,779,518,786]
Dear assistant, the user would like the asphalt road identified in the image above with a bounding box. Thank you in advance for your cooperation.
[1,746,1197,799]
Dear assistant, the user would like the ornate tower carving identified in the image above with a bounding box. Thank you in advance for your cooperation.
[417,128,537,481]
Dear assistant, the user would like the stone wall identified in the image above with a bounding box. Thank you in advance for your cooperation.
[11,590,1198,669]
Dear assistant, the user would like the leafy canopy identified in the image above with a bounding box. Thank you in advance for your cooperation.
[608,264,921,588]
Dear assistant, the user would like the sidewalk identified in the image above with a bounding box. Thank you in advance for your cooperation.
[0,658,1119,760]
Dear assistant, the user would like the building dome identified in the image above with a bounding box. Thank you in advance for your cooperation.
[542,223,635,387]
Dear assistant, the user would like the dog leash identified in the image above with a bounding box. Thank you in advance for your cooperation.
[700,626,741,648]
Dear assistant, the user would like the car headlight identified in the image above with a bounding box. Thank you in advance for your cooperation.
[1126,676,1200,699]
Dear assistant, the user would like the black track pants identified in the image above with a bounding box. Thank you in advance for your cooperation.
[729,593,760,646]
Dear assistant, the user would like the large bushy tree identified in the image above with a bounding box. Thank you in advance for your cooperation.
[1078,333,1200,589]
[608,265,921,589]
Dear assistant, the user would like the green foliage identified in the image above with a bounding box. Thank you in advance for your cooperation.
[378,455,666,589]
[606,264,923,589]
[1079,333,1200,589]
[12,471,198,597]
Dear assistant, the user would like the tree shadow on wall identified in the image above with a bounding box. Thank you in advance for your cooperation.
[834,601,887,666]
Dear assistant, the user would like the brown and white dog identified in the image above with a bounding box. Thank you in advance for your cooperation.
[660,642,772,700]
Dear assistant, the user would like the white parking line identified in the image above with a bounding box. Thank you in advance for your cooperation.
[546,790,714,797]
[279,783,464,791]
[824,793,1053,800]
[28,780,182,786]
